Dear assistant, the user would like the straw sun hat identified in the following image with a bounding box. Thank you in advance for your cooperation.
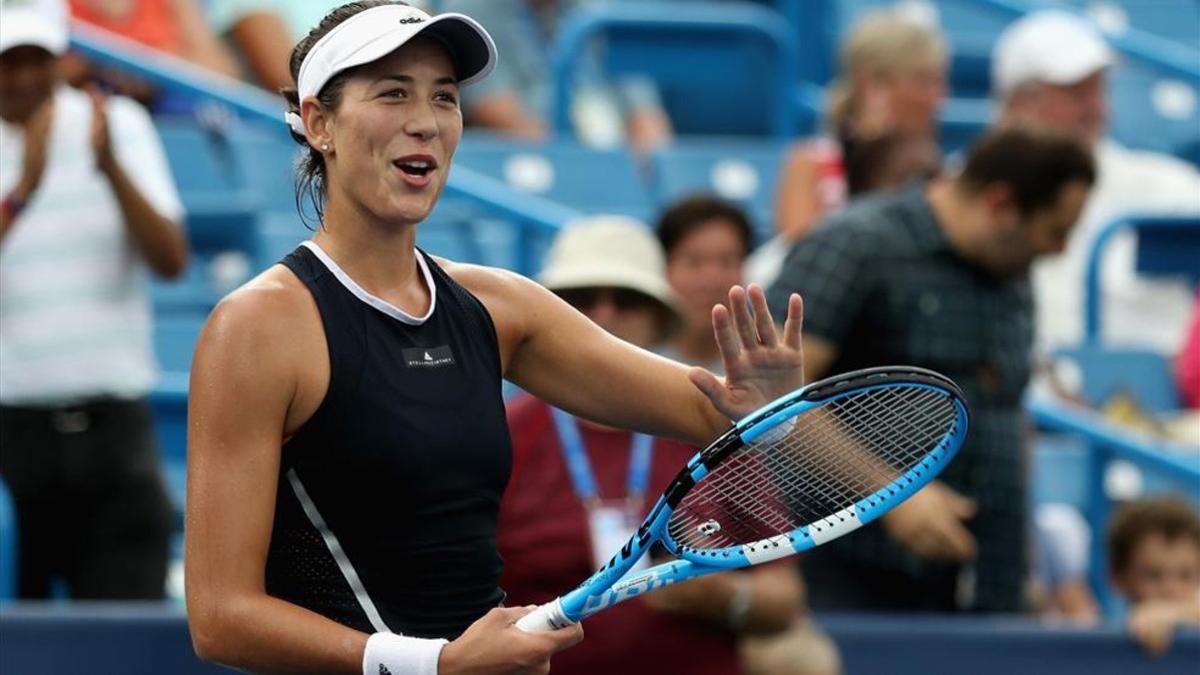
[538,215,686,340]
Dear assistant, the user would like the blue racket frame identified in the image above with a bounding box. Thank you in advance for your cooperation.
[545,366,970,625]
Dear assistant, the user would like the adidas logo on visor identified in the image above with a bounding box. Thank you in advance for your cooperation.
[398,16,425,24]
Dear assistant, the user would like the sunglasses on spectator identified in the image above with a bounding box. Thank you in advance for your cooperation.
[556,287,658,311]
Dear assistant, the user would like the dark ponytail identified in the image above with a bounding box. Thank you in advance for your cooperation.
[280,1,406,227]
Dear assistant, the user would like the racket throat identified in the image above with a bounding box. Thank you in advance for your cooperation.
[578,565,681,617]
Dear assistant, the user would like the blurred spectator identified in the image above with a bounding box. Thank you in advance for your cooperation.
[206,0,430,92]
[993,10,1200,355]
[843,131,941,198]
[64,0,240,108]
[499,216,801,675]
[747,10,946,286]
[654,198,842,675]
[1178,293,1200,409]
[441,0,674,153]
[1032,503,1100,623]
[766,127,1096,612]
[0,1,187,599]
[657,195,755,374]
[1108,496,1200,656]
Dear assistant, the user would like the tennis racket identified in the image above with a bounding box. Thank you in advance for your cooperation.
[516,365,969,632]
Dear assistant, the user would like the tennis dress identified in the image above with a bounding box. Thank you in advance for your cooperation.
[264,242,512,639]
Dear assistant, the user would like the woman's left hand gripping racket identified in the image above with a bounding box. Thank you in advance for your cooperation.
[516,365,970,632]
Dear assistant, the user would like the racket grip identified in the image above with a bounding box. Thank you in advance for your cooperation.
[515,598,575,632]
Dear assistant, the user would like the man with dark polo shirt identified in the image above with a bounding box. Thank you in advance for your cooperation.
[767,127,1095,612]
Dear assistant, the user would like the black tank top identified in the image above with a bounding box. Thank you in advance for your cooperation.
[265,242,512,639]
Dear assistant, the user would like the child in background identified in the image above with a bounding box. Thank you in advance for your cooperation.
[1108,496,1200,655]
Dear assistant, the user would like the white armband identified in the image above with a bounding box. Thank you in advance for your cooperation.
[363,632,448,675]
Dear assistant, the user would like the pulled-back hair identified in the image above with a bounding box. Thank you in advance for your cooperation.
[281,0,405,227]
[958,127,1095,217]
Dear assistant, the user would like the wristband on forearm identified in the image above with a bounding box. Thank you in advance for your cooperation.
[363,632,448,675]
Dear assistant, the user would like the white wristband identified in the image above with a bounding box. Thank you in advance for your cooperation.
[363,632,447,675]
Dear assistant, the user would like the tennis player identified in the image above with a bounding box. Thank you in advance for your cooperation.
[184,3,805,674]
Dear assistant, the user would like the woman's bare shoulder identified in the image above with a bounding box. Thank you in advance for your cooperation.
[198,264,321,360]
[433,257,545,311]
[431,257,555,357]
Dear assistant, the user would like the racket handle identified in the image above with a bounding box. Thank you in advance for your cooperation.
[515,598,575,632]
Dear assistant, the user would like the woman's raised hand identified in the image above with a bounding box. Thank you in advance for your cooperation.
[688,285,805,422]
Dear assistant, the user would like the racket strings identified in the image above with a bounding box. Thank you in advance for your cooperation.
[702,387,956,544]
[667,386,958,551]
[669,391,953,549]
[672,388,944,537]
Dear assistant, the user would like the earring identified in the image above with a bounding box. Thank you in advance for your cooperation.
[321,144,330,152]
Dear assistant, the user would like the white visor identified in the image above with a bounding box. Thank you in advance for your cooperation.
[285,3,497,135]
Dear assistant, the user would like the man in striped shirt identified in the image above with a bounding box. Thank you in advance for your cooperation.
[0,0,188,599]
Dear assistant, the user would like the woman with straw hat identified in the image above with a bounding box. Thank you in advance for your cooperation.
[499,216,803,675]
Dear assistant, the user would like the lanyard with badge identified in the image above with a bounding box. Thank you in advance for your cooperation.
[551,407,653,573]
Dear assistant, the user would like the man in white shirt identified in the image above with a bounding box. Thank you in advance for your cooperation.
[993,10,1200,356]
[0,1,188,599]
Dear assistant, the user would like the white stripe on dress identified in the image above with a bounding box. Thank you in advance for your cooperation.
[286,468,390,633]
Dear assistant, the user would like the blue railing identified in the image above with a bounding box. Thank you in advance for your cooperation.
[1084,215,1200,343]
[551,1,800,138]
[1028,398,1200,614]
[69,21,283,122]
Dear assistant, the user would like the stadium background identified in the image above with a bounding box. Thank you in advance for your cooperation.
[0,0,1198,672]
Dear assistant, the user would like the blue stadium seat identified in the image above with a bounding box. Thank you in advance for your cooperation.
[157,119,264,313]
[148,265,222,315]
[1060,0,1200,52]
[151,375,189,521]
[228,125,306,214]
[1084,216,1200,342]
[0,476,16,600]
[155,119,244,195]
[454,135,653,220]
[1051,345,1181,413]
[1032,433,1091,510]
[1109,63,1200,162]
[649,138,788,240]
[553,2,800,137]
[419,199,494,265]
[255,211,311,270]
[155,119,258,248]
[153,315,207,374]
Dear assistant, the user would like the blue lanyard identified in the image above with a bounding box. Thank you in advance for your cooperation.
[550,407,653,505]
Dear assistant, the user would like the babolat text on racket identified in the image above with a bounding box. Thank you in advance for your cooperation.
[516,365,969,631]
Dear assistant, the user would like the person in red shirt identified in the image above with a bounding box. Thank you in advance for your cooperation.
[1177,293,1200,409]
[499,216,802,674]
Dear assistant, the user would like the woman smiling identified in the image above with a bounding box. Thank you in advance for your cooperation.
[184,3,806,674]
